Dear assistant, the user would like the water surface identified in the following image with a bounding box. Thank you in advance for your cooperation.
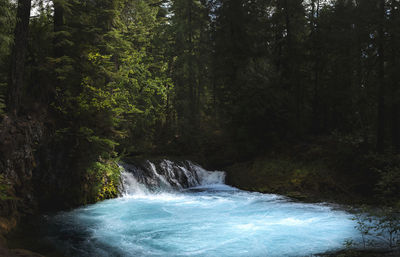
[45,160,360,257]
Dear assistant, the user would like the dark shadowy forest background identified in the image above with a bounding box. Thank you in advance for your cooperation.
[0,0,400,229]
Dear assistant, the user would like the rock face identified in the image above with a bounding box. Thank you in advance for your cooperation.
[0,114,44,223]
[120,159,226,195]
[121,160,201,190]
[0,114,48,256]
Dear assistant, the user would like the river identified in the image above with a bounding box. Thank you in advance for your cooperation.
[41,160,361,257]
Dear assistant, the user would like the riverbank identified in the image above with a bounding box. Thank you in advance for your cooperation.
[0,217,44,257]
[317,249,399,257]
[225,156,369,205]
[221,137,399,206]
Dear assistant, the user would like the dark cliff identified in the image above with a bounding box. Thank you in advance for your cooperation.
[0,115,44,221]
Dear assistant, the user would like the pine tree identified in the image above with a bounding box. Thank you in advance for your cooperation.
[8,0,31,115]
[0,0,14,115]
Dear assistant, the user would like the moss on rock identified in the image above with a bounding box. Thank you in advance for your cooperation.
[85,160,121,203]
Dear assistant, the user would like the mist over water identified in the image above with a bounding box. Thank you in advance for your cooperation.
[46,160,360,257]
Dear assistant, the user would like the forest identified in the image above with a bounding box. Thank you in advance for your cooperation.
[0,0,400,256]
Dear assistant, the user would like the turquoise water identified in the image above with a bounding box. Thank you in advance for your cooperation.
[46,161,360,257]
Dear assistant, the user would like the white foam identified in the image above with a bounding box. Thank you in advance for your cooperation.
[188,161,225,185]
[119,160,226,196]
[119,170,149,196]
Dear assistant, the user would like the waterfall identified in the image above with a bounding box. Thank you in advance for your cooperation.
[119,171,149,195]
[119,160,225,195]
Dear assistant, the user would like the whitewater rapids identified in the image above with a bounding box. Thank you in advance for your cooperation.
[46,160,360,257]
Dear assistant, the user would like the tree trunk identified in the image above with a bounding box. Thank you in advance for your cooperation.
[283,0,292,82]
[53,0,65,58]
[376,0,385,153]
[390,0,400,152]
[283,0,301,134]
[8,0,31,116]
[188,0,197,128]
[311,0,321,134]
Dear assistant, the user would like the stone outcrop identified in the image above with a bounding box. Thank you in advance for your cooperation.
[0,115,44,219]
[0,114,46,256]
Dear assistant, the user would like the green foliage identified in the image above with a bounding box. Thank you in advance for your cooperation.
[167,0,215,150]
[226,154,341,202]
[352,206,400,249]
[0,0,174,205]
[203,0,400,159]
[51,0,170,149]
[353,211,376,249]
[86,160,121,202]
[46,0,171,202]
[0,0,15,115]
[0,82,6,115]
[376,166,400,202]
[373,208,400,249]
[0,0,14,58]
[3,0,400,208]
[0,175,13,201]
